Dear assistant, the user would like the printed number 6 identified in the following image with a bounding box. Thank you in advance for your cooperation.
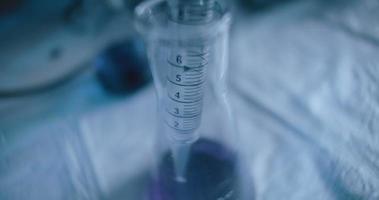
[177,55,182,64]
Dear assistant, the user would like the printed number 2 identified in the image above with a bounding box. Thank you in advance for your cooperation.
[174,121,179,128]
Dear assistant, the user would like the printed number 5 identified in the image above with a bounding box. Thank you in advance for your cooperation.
[176,74,181,82]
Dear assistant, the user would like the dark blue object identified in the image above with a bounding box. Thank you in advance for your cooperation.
[149,139,239,200]
[237,0,295,12]
[95,37,151,94]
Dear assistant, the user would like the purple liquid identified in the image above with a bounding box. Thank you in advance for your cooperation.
[149,139,239,200]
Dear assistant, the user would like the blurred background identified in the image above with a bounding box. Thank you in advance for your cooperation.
[0,0,379,199]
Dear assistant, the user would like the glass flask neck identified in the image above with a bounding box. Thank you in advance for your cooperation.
[134,0,231,41]
[167,0,217,24]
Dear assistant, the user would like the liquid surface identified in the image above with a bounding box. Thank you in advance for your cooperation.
[149,139,239,200]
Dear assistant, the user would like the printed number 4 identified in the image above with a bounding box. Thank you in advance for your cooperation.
[175,92,180,99]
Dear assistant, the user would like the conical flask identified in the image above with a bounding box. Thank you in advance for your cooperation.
[135,0,253,199]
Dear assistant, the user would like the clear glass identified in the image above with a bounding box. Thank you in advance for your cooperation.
[136,0,253,199]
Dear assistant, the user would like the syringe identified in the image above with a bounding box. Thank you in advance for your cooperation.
[164,45,208,136]
[164,0,217,182]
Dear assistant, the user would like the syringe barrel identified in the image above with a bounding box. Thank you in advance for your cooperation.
[135,0,230,143]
